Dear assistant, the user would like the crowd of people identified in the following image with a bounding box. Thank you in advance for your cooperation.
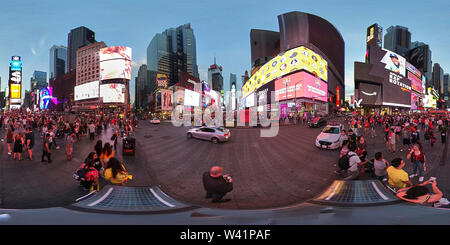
[1,111,138,193]
[335,112,450,207]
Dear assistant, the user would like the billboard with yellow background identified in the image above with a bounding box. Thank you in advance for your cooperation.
[242,46,328,98]
[10,84,21,99]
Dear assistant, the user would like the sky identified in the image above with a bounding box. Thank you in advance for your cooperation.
[0,0,449,104]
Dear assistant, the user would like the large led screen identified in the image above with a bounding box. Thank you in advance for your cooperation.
[408,72,423,94]
[10,84,21,99]
[74,81,99,101]
[100,59,132,80]
[184,89,200,107]
[411,92,421,110]
[358,83,381,105]
[100,83,125,103]
[9,70,22,84]
[274,71,328,102]
[383,72,411,107]
[99,46,132,62]
[10,60,22,71]
[406,62,422,79]
[161,89,173,111]
[242,46,328,98]
[380,48,406,77]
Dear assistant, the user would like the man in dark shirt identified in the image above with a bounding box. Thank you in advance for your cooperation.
[25,127,35,160]
[202,166,233,203]
[41,134,52,163]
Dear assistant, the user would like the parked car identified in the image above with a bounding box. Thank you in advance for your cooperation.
[150,118,161,124]
[315,124,344,149]
[308,117,327,128]
[186,126,231,144]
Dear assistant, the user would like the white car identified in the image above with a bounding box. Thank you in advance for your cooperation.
[150,118,161,124]
[315,124,344,149]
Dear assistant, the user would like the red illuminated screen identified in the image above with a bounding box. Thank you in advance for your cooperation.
[274,71,328,102]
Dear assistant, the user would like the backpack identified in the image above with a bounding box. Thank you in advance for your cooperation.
[73,164,90,181]
[338,153,356,170]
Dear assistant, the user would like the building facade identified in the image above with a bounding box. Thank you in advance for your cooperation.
[147,23,198,92]
[49,45,67,80]
[135,64,149,110]
[67,26,96,73]
[250,29,280,76]
[73,41,106,110]
[384,25,411,58]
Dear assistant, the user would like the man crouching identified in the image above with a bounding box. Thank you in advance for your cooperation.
[203,166,233,203]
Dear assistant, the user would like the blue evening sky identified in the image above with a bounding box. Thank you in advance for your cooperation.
[0,0,449,104]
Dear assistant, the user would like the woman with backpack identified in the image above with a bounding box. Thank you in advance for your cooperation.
[407,143,427,182]
[76,157,100,193]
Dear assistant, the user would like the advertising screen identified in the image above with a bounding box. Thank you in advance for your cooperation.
[99,46,131,62]
[184,89,200,107]
[10,84,21,99]
[406,62,422,79]
[408,72,423,94]
[242,46,328,98]
[382,72,411,107]
[74,81,99,101]
[161,89,173,111]
[380,48,406,77]
[156,74,168,88]
[274,71,328,102]
[358,83,381,105]
[100,59,132,80]
[10,61,22,71]
[408,45,427,72]
[9,70,22,84]
[246,93,255,107]
[100,83,125,103]
[411,92,418,110]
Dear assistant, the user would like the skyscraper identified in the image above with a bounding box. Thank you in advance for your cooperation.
[67,26,96,72]
[135,64,149,109]
[208,58,223,92]
[383,25,411,57]
[432,63,444,94]
[49,45,67,79]
[230,73,237,90]
[30,71,47,91]
[147,23,198,91]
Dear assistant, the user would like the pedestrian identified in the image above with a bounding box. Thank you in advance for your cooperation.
[340,140,349,158]
[41,133,52,163]
[94,140,103,160]
[440,125,447,144]
[103,157,132,185]
[374,152,389,181]
[407,143,427,182]
[89,121,95,140]
[5,128,14,155]
[387,128,396,153]
[400,126,411,152]
[25,127,34,160]
[66,132,75,161]
[13,133,24,161]
[344,144,369,180]
[387,158,412,189]
[110,130,119,151]
[202,166,233,203]
[396,179,443,206]
[100,143,114,168]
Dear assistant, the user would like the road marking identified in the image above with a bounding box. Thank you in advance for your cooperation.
[325,181,342,200]
[75,191,96,202]
[150,188,175,208]
[88,187,113,207]
[371,182,389,200]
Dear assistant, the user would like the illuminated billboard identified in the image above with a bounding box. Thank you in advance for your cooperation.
[242,46,328,98]
[161,89,173,111]
[184,89,200,107]
[74,80,100,101]
[10,84,21,99]
[274,71,328,102]
[9,70,22,84]
[100,83,125,103]
[382,72,411,107]
[358,82,382,105]
[99,46,132,80]
[10,61,22,71]
[99,46,132,62]
[100,59,132,80]
[156,74,168,88]
[406,62,422,79]
[40,87,57,109]
[380,48,406,77]
[408,72,423,94]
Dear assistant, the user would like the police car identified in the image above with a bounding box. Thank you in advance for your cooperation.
[315,124,344,149]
